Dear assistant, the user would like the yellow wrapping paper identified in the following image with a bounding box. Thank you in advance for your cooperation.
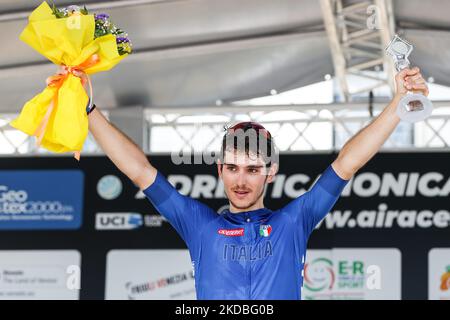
[10,1,127,158]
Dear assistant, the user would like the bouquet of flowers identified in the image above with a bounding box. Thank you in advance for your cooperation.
[10,1,132,160]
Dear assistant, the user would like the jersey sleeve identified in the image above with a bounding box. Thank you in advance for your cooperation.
[282,164,349,238]
[142,171,217,248]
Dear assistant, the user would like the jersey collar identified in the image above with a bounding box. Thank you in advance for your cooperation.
[223,207,272,224]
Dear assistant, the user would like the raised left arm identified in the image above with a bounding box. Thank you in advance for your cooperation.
[332,67,429,180]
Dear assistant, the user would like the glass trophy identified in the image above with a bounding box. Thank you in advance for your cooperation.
[385,35,433,123]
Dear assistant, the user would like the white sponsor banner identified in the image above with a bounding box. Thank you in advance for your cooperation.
[105,249,196,300]
[303,248,401,300]
[0,250,81,300]
[428,248,450,300]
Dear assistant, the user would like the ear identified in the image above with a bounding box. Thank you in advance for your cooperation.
[265,163,279,184]
[217,159,223,179]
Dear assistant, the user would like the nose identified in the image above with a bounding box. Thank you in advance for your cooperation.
[236,170,247,188]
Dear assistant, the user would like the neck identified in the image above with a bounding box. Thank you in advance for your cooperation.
[229,198,265,213]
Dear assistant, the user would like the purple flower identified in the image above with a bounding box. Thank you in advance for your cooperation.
[95,13,110,20]
[116,37,130,43]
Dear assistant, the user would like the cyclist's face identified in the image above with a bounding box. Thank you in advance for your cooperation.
[218,150,275,212]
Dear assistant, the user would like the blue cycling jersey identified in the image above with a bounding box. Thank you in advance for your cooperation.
[143,165,348,300]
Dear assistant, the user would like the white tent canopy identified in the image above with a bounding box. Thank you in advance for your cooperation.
[1,0,449,111]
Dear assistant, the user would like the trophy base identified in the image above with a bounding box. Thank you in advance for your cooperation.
[396,94,433,123]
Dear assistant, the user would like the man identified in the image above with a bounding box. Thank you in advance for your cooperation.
[89,67,428,299]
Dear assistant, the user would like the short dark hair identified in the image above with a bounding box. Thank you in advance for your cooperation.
[220,122,278,166]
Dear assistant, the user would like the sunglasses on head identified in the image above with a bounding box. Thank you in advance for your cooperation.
[225,122,272,140]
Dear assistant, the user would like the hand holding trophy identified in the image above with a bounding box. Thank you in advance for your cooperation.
[386,35,433,123]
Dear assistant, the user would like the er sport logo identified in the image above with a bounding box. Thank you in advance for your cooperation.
[304,257,335,292]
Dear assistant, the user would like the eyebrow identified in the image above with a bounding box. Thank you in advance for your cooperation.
[223,163,264,168]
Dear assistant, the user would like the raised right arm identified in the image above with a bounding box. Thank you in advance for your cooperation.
[88,106,156,190]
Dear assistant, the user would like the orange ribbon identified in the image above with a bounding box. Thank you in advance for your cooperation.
[33,54,100,161]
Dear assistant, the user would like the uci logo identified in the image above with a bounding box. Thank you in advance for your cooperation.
[95,213,143,230]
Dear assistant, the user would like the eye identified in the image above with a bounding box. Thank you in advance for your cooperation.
[226,166,237,172]
[248,168,259,174]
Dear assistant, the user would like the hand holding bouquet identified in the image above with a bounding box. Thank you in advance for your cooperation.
[10,1,132,160]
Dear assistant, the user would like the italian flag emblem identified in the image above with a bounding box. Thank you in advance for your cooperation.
[259,225,272,237]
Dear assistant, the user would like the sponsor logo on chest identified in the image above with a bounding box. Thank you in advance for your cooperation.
[259,224,272,237]
[218,228,245,237]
